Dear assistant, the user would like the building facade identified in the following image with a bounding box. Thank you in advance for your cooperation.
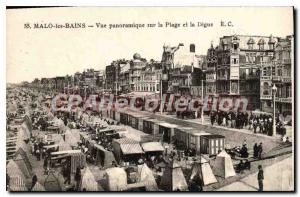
[206,35,283,110]
[129,53,147,92]
[260,35,293,116]
[135,61,162,94]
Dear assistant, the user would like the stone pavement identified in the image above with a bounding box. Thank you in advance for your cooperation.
[217,156,294,191]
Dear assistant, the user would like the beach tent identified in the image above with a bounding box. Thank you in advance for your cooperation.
[70,129,81,142]
[80,167,99,191]
[6,135,29,156]
[51,150,86,173]
[6,160,25,180]
[94,144,116,168]
[46,111,55,121]
[112,138,144,163]
[137,163,158,191]
[51,117,65,131]
[190,157,217,186]
[58,139,72,151]
[52,134,63,144]
[64,130,79,147]
[213,150,236,178]
[160,160,188,191]
[70,152,86,174]
[23,115,33,133]
[44,171,62,191]
[9,175,27,191]
[17,126,30,141]
[104,167,127,191]
[31,182,46,191]
[14,148,32,179]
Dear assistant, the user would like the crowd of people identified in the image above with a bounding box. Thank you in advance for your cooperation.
[209,110,287,137]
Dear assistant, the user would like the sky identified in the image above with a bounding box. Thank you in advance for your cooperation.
[6,7,293,83]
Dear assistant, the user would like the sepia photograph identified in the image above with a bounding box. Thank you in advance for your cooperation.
[5,6,294,192]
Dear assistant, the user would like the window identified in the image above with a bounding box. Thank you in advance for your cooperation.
[287,86,292,98]
[248,44,254,50]
[233,58,238,64]
[263,82,270,95]
[233,44,238,50]
[190,44,195,53]
[272,66,275,76]
[259,44,264,50]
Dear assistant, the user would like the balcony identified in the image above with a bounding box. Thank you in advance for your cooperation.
[172,82,179,86]
[280,97,292,103]
[272,76,281,81]
[260,95,272,100]
[131,74,140,77]
[282,59,291,64]
[275,97,281,102]
[206,79,216,82]
[245,75,259,80]
[261,76,272,81]
[207,67,216,72]
[218,76,228,80]
[281,76,291,83]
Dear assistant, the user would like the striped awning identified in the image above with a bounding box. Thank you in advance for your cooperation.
[120,143,144,155]
[141,142,164,152]
[9,175,27,191]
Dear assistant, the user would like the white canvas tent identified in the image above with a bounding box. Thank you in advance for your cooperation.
[58,139,72,151]
[80,167,99,191]
[213,150,236,178]
[31,182,46,191]
[137,163,158,191]
[14,151,32,179]
[190,157,217,186]
[7,160,25,180]
[9,175,28,191]
[64,130,79,147]
[160,160,188,191]
[104,167,127,191]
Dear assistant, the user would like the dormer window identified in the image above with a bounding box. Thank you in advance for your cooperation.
[247,38,255,50]
[258,38,265,50]
[268,35,276,50]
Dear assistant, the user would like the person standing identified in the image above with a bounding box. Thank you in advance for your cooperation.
[74,167,81,191]
[253,143,258,158]
[43,157,49,175]
[31,174,38,191]
[210,112,215,126]
[253,119,257,133]
[257,165,264,191]
[257,143,263,159]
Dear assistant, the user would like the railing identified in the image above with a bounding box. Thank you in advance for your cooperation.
[272,76,281,81]
[282,59,291,64]
[260,95,272,100]
[280,97,292,103]
[281,76,291,83]
[261,76,272,80]
[218,76,228,80]
[245,75,259,80]
[206,79,216,82]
